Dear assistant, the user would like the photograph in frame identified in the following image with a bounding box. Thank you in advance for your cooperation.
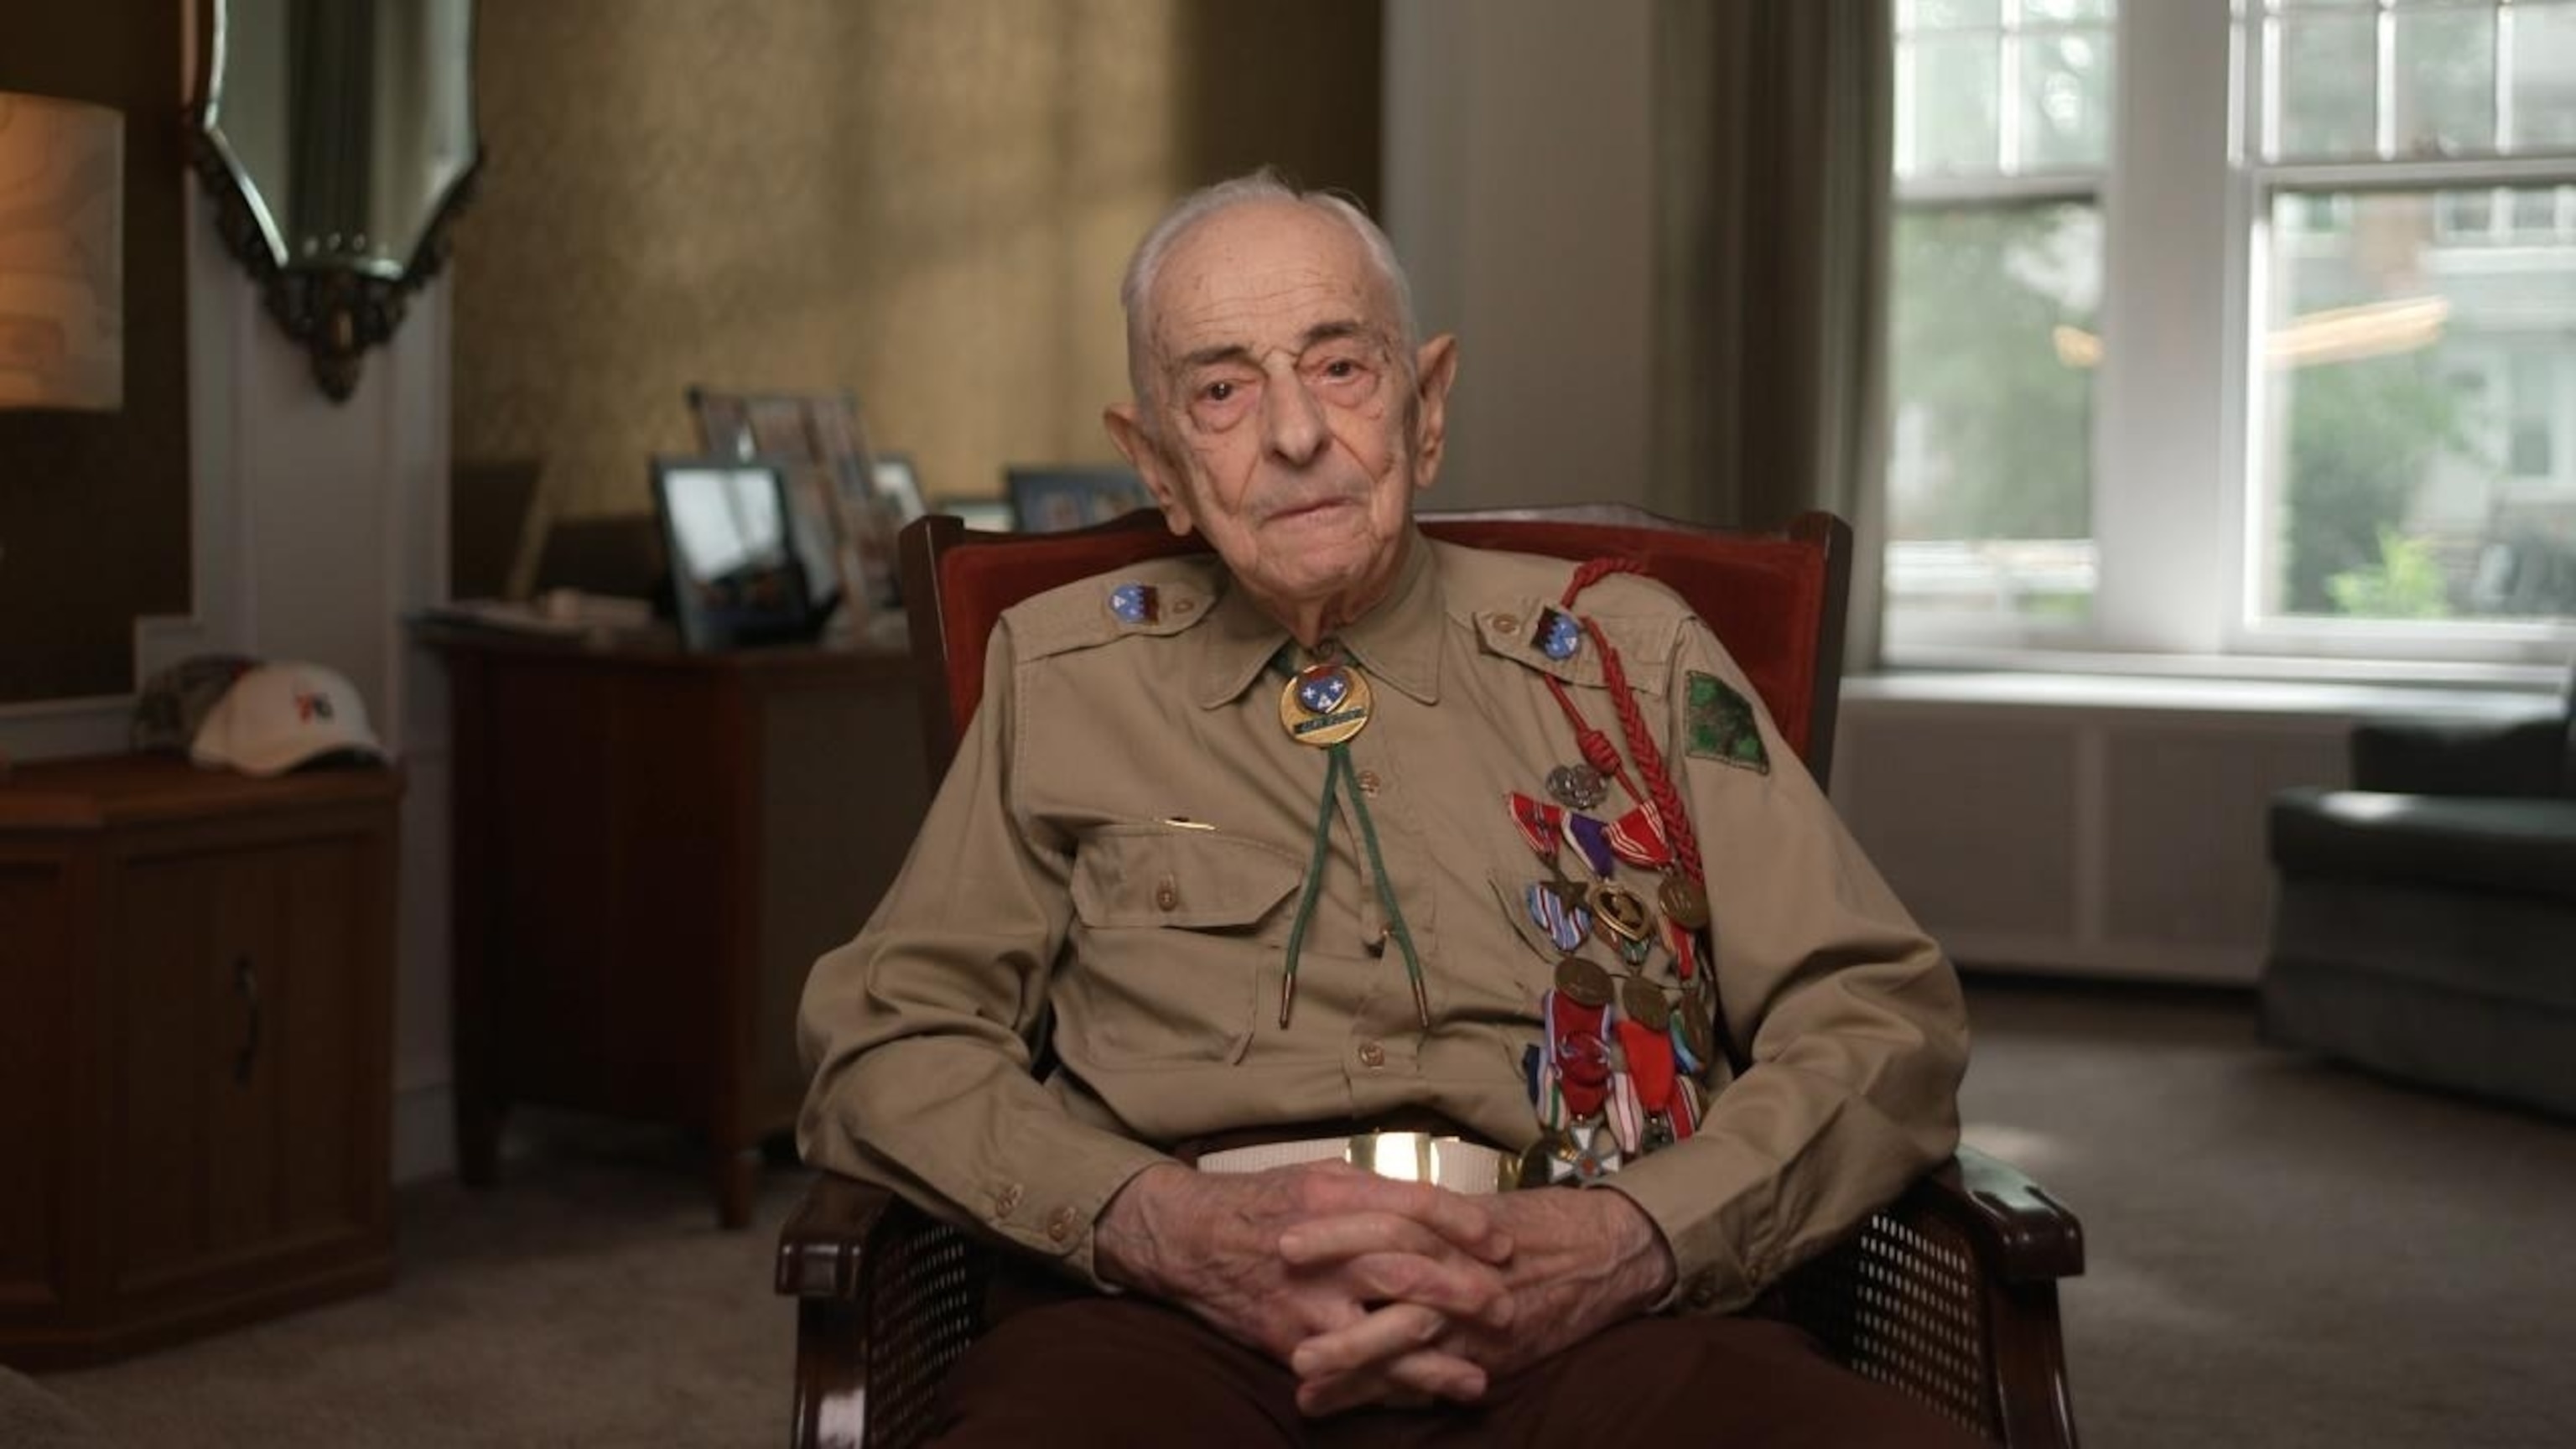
[1005,464,1153,534]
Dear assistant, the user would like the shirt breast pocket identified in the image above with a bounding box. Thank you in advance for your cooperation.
[1063,826,1305,1065]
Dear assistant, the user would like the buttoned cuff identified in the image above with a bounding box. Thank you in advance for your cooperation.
[979,1132,1173,1289]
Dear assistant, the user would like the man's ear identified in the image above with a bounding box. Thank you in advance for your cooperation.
[1410,334,1460,491]
[1104,402,1195,537]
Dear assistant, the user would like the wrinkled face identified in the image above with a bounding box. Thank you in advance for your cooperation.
[1108,200,1454,626]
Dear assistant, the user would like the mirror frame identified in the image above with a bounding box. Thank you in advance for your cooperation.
[184,0,485,402]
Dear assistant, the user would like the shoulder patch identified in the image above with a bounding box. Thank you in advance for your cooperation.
[1005,556,1221,662]
[1685,672,1768,773]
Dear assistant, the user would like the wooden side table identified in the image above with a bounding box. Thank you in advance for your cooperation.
[0,755,401,1368]
[423,625,929,1228]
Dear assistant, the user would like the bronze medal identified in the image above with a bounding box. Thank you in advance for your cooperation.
[1621,977,1671,1031]
[1658,875,1711,932]
[1680,995,1716,1067]
[1590,883,1653,944]
[1554,956,1614,1009]
[1278,662,1374,747]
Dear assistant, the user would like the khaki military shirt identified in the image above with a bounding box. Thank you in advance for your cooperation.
[797,531,1966,1312]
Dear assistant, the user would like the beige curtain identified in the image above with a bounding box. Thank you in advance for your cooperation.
[1650,0,1892,668]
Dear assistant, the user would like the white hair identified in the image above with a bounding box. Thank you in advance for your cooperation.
[1118,168,1419,414]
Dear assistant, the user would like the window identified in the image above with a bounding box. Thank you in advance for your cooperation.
[1888,0,2576,671]
[1889,0,2116,648]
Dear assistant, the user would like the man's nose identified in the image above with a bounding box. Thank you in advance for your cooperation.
[1261,373,1329,466]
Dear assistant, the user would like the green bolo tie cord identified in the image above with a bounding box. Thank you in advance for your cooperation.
[1275,648,1431,1031]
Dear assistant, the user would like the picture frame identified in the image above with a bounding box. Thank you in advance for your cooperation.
[647,457,823,651]
[1005,463,1154,534]
[686,385,901,615]
[871,452,927,527]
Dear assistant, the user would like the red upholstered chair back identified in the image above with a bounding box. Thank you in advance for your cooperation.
[897,503,1853,788]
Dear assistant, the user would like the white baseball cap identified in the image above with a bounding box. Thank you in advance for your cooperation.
[190,661,389,776]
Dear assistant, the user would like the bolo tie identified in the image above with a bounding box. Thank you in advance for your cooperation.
[1271,644,1431,1031]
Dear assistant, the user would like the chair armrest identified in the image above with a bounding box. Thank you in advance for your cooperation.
[1908,1144,2086,1285]
[776,1173,991,1449]
[2350,714,2564,797]
[776,1171,902,1301]
[1760,1147,2081,1449]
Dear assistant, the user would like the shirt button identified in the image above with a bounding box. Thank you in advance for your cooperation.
[1173,597,1197,615]
[1688,1274,1721,1309]
[994,1183,1024,1218]
[1358,1039,1386,1069]
[1355,769,1384,796]
[1493,613,1520,635]
[1155,879,1180,911]
[1045,1207,1078,1244]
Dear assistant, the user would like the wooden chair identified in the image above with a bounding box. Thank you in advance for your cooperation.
[777,504,2085,1448]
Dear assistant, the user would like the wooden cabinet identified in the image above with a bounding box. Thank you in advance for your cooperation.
[425,626,928,1228]
[0,755,400,1368]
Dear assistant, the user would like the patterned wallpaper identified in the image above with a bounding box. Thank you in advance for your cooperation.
[452,0,1381,529]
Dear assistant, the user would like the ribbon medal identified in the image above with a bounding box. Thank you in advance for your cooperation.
[1508,792,1564,861]
[1525,880,1592,953]
[1278,662,1373,746]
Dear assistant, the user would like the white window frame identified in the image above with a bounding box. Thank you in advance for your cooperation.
[1891,0,2576,684]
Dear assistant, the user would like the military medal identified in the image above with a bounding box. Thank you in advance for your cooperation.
[1619,975,1670,1031]
[1546,991,1612,1119]
[1278,662,1373,746]
[1658,875,1711,932]
[1561,813,1618,878]
[1545,763,1607,811]
[1590,882,1653,946]
[1604,803,1673,870]
[1554,956,1613,1008]
[1678,995,1717,1072]
[1507,792,1563,860]
[1526,880,1592,953]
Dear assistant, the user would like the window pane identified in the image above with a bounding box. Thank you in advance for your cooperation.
[2513,3,2576,150]
[1888,204,2101,632]
[1908,34,2003,176]
[1907,0,2002,29]
[2275,15,2381,158]
[2018,30,2117,170]
[2393,8,2496,155]
[2258,188,2576,623]
[2021,0,2112,21]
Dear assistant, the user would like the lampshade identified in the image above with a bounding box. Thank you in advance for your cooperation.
[0,91,122,411]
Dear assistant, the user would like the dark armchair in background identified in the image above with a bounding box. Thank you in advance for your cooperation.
[2265,672,2576,1119]
[777,506,2086,1449]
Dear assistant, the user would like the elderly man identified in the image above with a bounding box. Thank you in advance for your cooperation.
[798,170,1981,1446]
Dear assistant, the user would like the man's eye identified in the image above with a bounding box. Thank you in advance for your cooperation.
[1202,380,1236,402]
[1323,359,1359,380]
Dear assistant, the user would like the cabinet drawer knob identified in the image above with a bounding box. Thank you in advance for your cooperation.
[234,956,263,1084]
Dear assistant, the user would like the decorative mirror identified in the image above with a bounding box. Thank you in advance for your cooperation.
[187,0,481,402]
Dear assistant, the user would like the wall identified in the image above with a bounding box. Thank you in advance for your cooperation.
[1834,678,2555,983]
[0,2,456,1182]
[0,6,193,704]
[1382,0,1654,512]
[451,0,1383,527]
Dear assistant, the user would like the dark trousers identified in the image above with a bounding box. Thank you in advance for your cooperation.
[927,1269,1991,1448]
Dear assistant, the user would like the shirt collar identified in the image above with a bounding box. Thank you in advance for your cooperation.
[1192,528,1444,710]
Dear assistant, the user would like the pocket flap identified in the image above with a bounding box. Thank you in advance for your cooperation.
[1072,826,1305,930]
